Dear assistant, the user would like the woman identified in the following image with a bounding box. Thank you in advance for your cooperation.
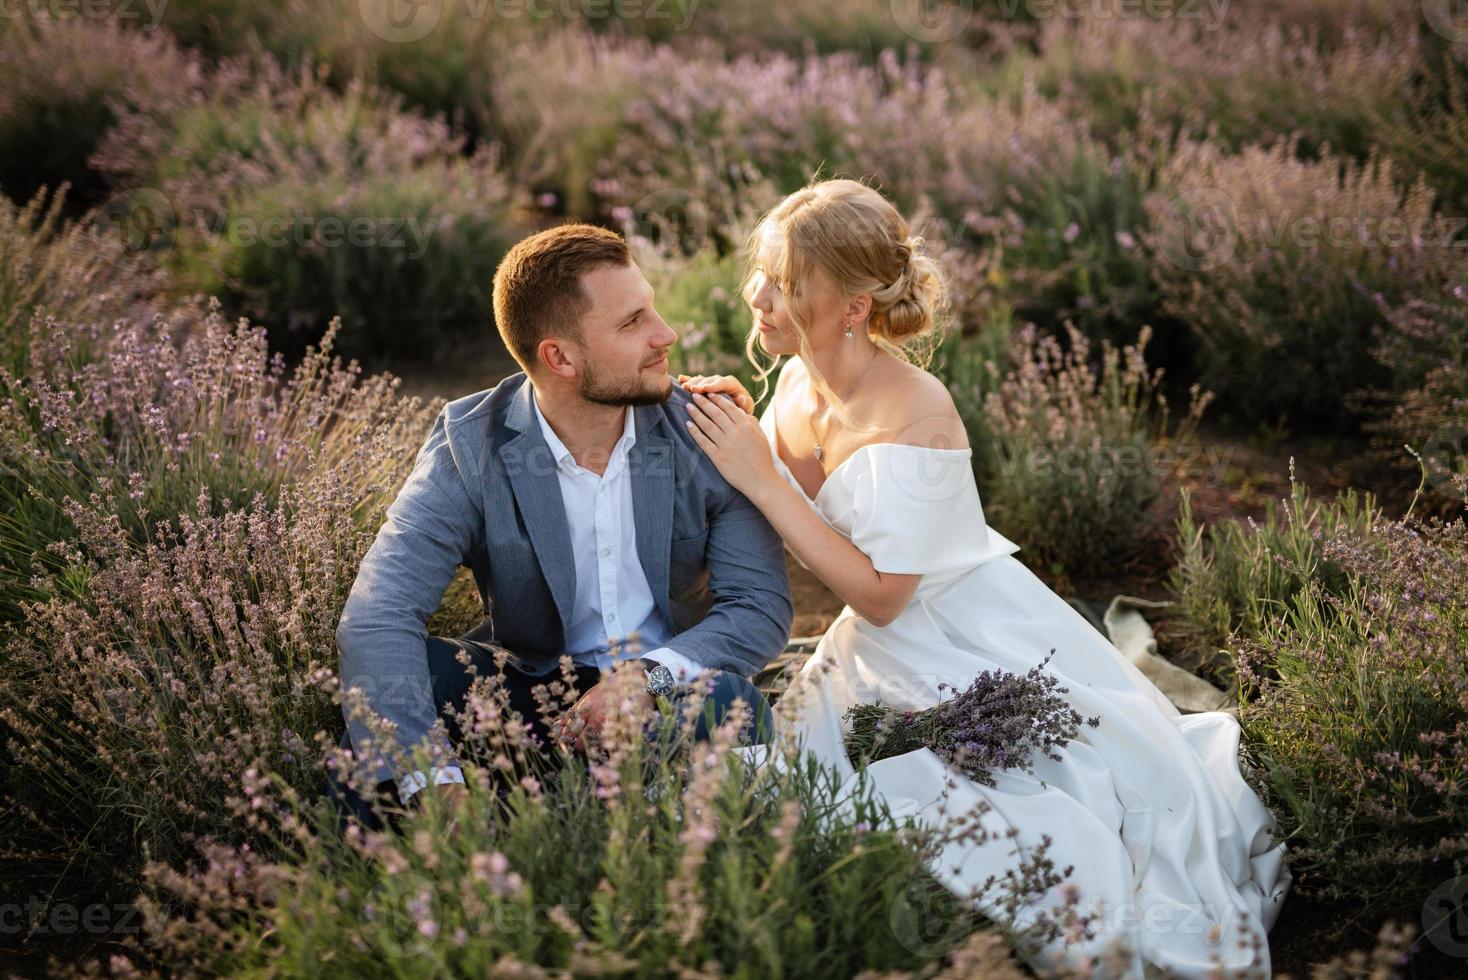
[675,178,1290,977]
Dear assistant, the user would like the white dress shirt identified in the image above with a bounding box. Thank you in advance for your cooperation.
[399,390,703,803]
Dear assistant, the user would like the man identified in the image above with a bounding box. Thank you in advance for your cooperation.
[328,223,794,831]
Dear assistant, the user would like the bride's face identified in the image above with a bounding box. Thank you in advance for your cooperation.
[748,230,844,358]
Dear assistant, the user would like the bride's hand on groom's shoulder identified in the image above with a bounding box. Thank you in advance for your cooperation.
[677,374,755,416]
[682,390,778,500]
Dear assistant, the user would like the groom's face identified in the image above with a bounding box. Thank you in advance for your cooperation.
[570,261,678,406]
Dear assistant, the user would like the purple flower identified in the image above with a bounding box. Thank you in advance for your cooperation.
[843,651,1096,788]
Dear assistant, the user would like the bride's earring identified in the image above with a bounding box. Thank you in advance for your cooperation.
[844,318,854,339]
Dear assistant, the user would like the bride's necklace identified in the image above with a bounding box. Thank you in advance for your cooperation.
[812,347,880,462]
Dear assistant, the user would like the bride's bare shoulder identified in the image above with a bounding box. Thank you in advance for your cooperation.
[874,359,969,452]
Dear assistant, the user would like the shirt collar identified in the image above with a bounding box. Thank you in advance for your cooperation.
[530,386,637,471]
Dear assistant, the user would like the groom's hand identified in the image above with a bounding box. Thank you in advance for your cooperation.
[557,677,655,752]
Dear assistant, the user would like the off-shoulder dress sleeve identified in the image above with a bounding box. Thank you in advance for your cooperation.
[832,444,1022,576]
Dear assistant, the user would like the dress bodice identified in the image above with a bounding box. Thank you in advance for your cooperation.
[758,397,1021,591]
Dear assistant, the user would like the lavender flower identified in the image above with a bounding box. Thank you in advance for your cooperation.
[842,651,1099,789]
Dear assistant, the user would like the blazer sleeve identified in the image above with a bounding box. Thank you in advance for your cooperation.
[657,486,794,678]
[334,408,483,786]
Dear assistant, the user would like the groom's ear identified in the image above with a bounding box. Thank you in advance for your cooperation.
[537,336,580,381]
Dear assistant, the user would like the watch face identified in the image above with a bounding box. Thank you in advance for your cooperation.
[647,664,676,696]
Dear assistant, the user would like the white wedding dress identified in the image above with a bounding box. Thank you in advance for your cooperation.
[738,398,1291,978]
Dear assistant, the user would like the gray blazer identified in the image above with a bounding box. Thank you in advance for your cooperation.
[335,372,795,784]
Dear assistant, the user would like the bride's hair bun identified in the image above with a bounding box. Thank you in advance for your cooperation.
[870,234,946,343]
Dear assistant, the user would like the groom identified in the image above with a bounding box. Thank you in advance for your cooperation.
[329,223,793,831]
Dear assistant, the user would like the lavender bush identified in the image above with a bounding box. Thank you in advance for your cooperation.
[934,82,1164,358]
[0,298,439,903]
[104,665,1089,977]
[0,14,205,209]
[1374,55,1468,217]
[1234,511,1468,921]
[1356,288,1468,514]
[1144,133,1466,427]
[1009,10,1419,166]
[96,66,527,367]
[1167,464,1382,680]
[492,34,959,228]
[970,322,1212,585]
[0,185,168,378]
[844,653,1100,790]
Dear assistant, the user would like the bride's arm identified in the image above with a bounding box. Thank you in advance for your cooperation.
[743,476,921,628]
[683,388,919,626]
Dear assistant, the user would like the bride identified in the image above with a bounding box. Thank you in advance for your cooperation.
[673,178,1291,977]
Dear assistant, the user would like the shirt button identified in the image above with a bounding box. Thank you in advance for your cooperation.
[599,485,607,493]
[600,547,611,557]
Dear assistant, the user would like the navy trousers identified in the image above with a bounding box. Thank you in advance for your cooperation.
[325,635,775,835]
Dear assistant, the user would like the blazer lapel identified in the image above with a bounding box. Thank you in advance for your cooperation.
[630,405,674,623]
[498,381,577,632]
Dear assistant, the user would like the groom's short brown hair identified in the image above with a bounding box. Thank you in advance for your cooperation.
[492,223,632,374]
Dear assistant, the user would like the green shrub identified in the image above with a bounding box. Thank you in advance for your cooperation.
[642,243,766,393]
[1235,512,1468,922]
[118,671,1080,976]
[0,15,204,211]
[1144,135,1466,428]
[1166,465,1382,679]
[0,300,437,902]
[593,0,922,59]
[97,70,527,367]
[971,322,1210,585]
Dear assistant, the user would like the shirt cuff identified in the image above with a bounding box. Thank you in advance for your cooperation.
[639,647,704,684]
[398,765,465,805]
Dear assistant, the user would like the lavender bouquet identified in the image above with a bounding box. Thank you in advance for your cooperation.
[843,651,1100,788]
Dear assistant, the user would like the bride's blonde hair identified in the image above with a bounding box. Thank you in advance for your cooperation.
[740,177,951,430]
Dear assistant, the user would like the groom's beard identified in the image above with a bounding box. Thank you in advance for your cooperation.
[579,358,672,407]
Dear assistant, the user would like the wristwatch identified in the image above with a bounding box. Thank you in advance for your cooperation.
[638,659,678,699]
